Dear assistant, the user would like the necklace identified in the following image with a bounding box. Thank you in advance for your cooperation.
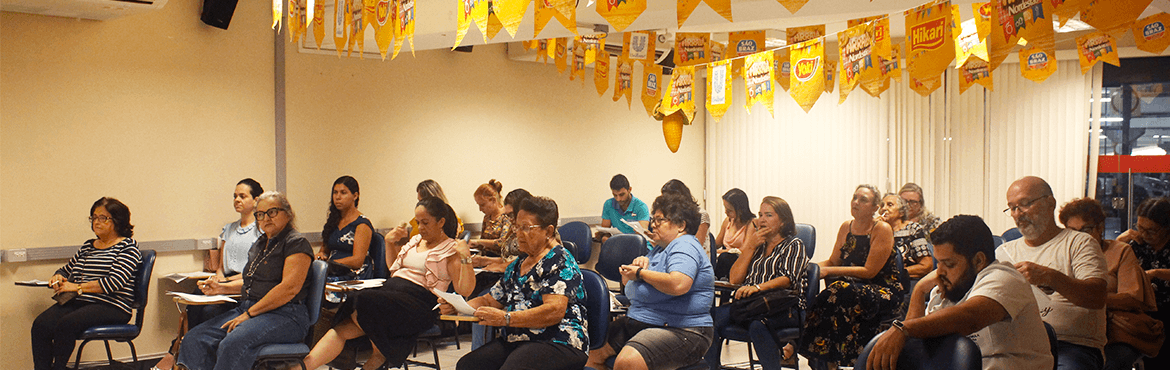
[243,236,282,295]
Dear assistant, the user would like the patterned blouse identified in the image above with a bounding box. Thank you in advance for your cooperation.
[482,213,513,252]
[1130,240,1170,309]
[893,222,932,266]
[489,245,588,352]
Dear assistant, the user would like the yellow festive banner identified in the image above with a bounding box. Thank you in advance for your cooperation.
[535,0,578,37]
[1050,0,1090,27]
[495,0,529,37]
[774,48,790,92]
[288,0,300,43]
[987,0,1019,71]
[583,34,605,66]
[273,0,282,30]
[1133,12,1170,54]
[333,0,348,57]
[595,55,610,96]
[555,38,568,74]
[790,38,824,113]
[641,64,664,117]
[662,66,696,122]
[1012,0,1056,52]
[860,76,890,97]
[623,31,656,65]
[1076,32,1120,73]
[959,58,993,93]
[972,2,991,41]
[710,41,726,62]
[455,0,489,48]
[837,22,873,104]
[486,4,503,40]
[707,59,733,122]
[777,0,810,14]
[905,1,955,84]
[374,0,393,59]
[1019,45,1057,83]
[571,40,586,81]
[347,0,364,57]
[536,39,550,63]
[910,75,943,96]
[392,0,415,59]
[745,51,775,116]
[614,58,634,107]
[848,16,891,59]
[313,0,325,48]
[886,43,903,83]
[954,18,989,67]
[362,0,376,54]
[678,0,732,28]
[596,0,645,32]
[788,25,825,44]
[674,33,711,66]
[1081,0,1152,34]
[825,60,836,93]
[728,30,766,75]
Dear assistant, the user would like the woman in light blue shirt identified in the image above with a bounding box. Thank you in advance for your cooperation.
[586,193,715,370]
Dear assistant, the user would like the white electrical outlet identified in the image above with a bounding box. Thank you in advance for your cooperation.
[8,249,28,262]
[198,238,215,250]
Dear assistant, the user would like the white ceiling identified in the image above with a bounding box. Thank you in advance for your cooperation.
[299,0,1170,56]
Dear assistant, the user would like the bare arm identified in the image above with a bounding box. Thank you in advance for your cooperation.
[620,264,695,296]
[1016,261,1107,309]
[906,258,935,280]
[247,253,312,315]
[715,218,730,250]
[696,222,711,248]
[206,239,225,273]
[728,222,762,285]
[332,224,372,269]
[817,221,850,273]
[446,241,477,297]
[823,222,894,280]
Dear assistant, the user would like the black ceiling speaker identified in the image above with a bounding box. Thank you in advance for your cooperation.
[201,0,239,30]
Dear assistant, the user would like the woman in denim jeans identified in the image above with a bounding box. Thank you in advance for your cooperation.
[175,191,314,370]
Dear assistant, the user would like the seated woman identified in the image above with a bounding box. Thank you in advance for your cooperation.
[410,179,464,239]
[661,179,710,253]
[878,193,933,280]
[155,179,265,370]
[799,184,904,370]
[33,197,142,370]
[707,196,809,370]
[1106,198,1170,369]
[472,188,529,296]
[586,193,716,370]
[176,191,314,370]
[451,196,589,370]
[301,197,475,370]
[715,188,755,279]
[319,176,375,282]
[469,179,511,256]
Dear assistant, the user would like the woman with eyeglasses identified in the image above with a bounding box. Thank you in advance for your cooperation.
[175,191,314,370]
[153,179,265,370]
[799,185,904,370]
[319,176,376,284]
[1126,197,1170,369]
[32,197,142,370]
[661,179,711,252]
[586,193,716,370]
[449,196,589,370]
[301,196,475,370]
[1059,197,1157,370]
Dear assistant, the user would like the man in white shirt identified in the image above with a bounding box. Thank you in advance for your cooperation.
[867,215,1053,370]
[997,176,1107,370]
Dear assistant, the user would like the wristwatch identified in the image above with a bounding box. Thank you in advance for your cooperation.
[891,319,907,334]
[459,254,473,264]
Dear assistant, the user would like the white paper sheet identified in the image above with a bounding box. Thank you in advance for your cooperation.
[327,278,386,291]
[167,291,238,304]
[432,289,476,315]
[621,219,655,240]
[15,279,50,286]
[162,271,216,283]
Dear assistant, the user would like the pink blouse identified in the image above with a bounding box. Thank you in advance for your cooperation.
[389,234,458,292]
[722,221,748,250]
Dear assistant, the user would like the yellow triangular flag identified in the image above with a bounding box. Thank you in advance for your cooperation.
[496,0,529,37]
[790,38,824,113]
[662,66,697,122]
[1133,12,1170,54]
[391,0,416,59]
[555,38,568,74]
[1076,32,1120,74]
[707,59,733,122]
[454,0,490,48]
[678,0,732,28]
[774,48,790,92]
[1019,45,1058,83]
[958,58,993,93]
[776,0,809,14]
[535,0,577,37]
[333,0,349,57]
[674,33,711,66]
[313,0,325,49]
[613,58,634,107]
[374,0,394,59]
[905,1,955,89]
[641,64,664,117]
[1081,0,1152,34]
[623,31,657,65]
[745,50,775,116]
[596,0,645,32]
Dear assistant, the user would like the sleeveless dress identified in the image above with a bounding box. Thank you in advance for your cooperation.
[799,223,906,366]
[325,215,375,281]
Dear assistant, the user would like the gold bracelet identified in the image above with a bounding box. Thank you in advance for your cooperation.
[77,285,84,295]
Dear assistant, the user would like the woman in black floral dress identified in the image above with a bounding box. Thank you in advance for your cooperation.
[799,185,905,370]
[1128,197,1170,369]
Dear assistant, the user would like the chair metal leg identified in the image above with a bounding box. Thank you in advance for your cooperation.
[104,340,114,364]
[73,340,90,369]
[127,340,138,362]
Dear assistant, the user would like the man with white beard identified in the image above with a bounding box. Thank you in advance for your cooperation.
[996,176,1108,370]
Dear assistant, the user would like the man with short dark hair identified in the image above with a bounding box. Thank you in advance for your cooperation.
[998,176,1107,370]
[595,174,650,243]
[867,215,1052,370]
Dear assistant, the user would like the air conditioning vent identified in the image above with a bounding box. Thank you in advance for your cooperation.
[2,0,168,21]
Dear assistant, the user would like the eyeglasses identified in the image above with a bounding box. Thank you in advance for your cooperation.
[903,199,922,206]
[89,215,114,224]
[254,208,286,221]
[516,224,545,233]
[651,217,669,226]
[1003,195,1049,215]
[1071,223,1100,234]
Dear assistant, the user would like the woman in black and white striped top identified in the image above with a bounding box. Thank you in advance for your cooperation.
[707,196,810,370]
[32,197,141,370]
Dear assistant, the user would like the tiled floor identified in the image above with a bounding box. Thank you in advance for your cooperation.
[316,334,815,370]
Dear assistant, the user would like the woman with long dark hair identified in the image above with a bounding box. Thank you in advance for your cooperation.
[714,188,755,279]
[318,175,375,282]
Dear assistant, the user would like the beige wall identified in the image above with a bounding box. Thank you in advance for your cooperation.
[0,2,705,368]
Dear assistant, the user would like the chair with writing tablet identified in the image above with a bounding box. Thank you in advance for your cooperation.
[72,249,156,369]
[251,259,327,370]
[558,221,593,264]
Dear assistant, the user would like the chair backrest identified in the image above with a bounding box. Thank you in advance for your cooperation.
[562,241,579,263]
[596,234,649,282]
[305,260,328,326]
[369,231,388,278]
[1044,321,1057,370]
[804,263,820,312]
[131,249,157,327]
[992,235,1005,248]
[558,221,593,264]
[795,223,816,258]
[856,333,982,370]
[581,269,609,351]
[709,232,717,263]
[1002,227,1023,242]
[459,230,471,242]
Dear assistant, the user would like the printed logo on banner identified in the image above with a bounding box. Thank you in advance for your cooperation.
[670,73,693,106]
[399,0,414,32]
[747,61,771,98]
[794,56,821,82]
[712,65,727,104]
[646,73,658,94]
[737,40,758,54]
[1146,22,1166,40]
[619,64,633,89]
[781,61,791,74]
[630,33,649,60]
[911,18,947,52]
[377,0,391,25]
[1027,51,1049,69]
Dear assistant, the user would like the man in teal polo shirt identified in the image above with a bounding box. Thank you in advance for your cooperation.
[597,174,651,243]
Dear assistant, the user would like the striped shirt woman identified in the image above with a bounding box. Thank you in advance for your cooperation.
[54,238,142,314]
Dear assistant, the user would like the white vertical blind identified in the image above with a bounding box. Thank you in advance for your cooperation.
[706,60,1096,259]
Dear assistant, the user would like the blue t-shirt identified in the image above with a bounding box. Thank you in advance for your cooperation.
[625,234,715,328]
[601,196,651,234]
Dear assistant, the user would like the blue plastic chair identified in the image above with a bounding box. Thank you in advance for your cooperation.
[795,223,817,258]
[1045,321,1057,370]
[595,234,649,284]
[993,235,1005,248]
[713,263,821,370]
[856,332,982,370]
[252,260,328,370]
[72,249,156,368]
[559,221,593,264]
[369,231,388,278]
[581,269,609,351]
[1003,227,1023,242]
[562,241,579,265]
